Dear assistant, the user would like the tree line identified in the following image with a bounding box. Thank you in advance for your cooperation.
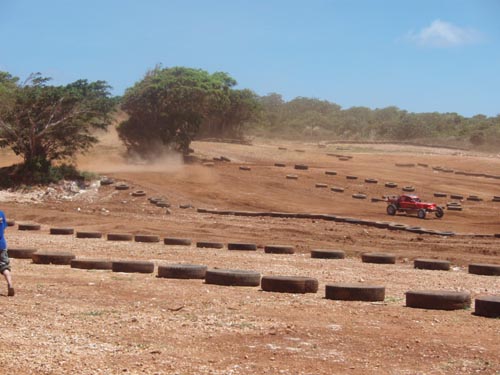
[0,66,498,185]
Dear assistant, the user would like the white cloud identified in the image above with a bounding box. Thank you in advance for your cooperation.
[407,19,483,47]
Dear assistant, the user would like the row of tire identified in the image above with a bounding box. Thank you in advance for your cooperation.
[7,248,499,318]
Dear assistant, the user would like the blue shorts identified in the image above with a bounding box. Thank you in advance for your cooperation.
[0,250,10,273]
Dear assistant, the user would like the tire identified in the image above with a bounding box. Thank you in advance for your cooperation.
[286,174,298,180]
[7,248,37,259]
[417,209,426,219]
[6,220,15,227]
[50,227,74,235]
[155,201,171,208]
[373,221,391,229]
[364,178,378,184]
[294,164,308,170]
[203,162,214,167]
[205,269,261,287]
[450,194,464,200]
[474,295,500,318]
[76,231,103,239]
[467,195,483,202]
[385,182,398,188]
[414,258,451,271]
[264,245,295,254]
[468,263,500,276]
[310,249,345,259]
[131,190,146,197]
[434,192,447,198]
[71,258,113,270]
[386,204,397,216]
[274,163,286,167]
[239,166,251,171]
[220,156,231,162]
[32,252,76,265]
[325,284,385,301]
[18,223,41,231]
[405,290,471,310]
[278,147,287,150]
[435,207,444,218]
[261,276,318,294]
[406,226,425,234]
[107,233,133,241]
[112,260,155,273]
[295,149,305,153]
[346,175,358,180]
[371,197,385,202]
[100,177,114,185]
[402,186,415,192]
[115,184,129,190]
[134,234,160,243]
[331,187,344,193]
[338,156,350,161]
[315,183,328,188]
[157,264,207,279]
[352,193,367,199]
[325,171,337,175]
[164,237,192,246]
[361,252,396,264]
[196,241,224,249]
[227,243,257,251]
[447,206,462,211]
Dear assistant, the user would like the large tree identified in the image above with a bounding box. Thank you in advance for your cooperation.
[0,72,115,174]
[118,66,259,157]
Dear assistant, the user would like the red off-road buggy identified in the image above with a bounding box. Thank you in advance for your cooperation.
[385,194,444,219]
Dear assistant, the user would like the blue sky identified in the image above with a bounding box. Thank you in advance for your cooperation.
[1,0,499,116]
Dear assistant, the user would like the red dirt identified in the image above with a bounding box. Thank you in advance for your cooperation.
[0,134,499,374]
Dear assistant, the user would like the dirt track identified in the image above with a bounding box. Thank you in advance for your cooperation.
[0,136,499,374]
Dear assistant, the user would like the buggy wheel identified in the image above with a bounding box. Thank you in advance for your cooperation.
[386,204,397,216]
[435,206,444,218]
[417,209,426,219]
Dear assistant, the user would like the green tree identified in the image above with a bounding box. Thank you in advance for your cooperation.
[0,72,114,175]
[118,66,256,157]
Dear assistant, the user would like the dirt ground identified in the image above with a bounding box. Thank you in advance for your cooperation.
[0,132,499,374]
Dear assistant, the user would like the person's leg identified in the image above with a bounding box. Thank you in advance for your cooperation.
[2,270,14,296]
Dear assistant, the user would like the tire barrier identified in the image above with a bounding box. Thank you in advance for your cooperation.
[112,260,155,274]
[402,186,415,192]
[325,284,385,301]
[7,248,37,259]
[346,175,358,180]
[205,269,261,287]
[405,290,471,311]
[100,177,114,185]
[18,223,41,231]
[315,183,328,188]
[164,237,192,246]
[107,233,133,241]
[196,241,224,249]
[364,178,378,184]
[310,249,345,259]
[294,164,309,170]
[264,245,295,254]
[352,193,367,199]
[49,227,74,235]
[261,275,318,294]
[433,192,447,198]
[131,190,146,197]
[325,170,337,175]
[239,166,251,171]
[71,258,113,270]
[274,163,286,167]
[286,174,298,180]
[76,231,103,239]
[388,223,409,231]
[227,243,257,251]
[134,234,160,243]
[157,264,207,279]
[468,263,500,276]
[405,226,425,234]
[32,251,76,265]
[331,187,344,193]
[467,195,483,202]
[115,183,129,190]
[361,252,396,264]
[474,295,500,318]
[450,194,464,200]
[385,182,398,188]
[414,259,451,271]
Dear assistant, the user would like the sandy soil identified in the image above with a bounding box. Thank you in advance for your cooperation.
[0,133,499,375]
